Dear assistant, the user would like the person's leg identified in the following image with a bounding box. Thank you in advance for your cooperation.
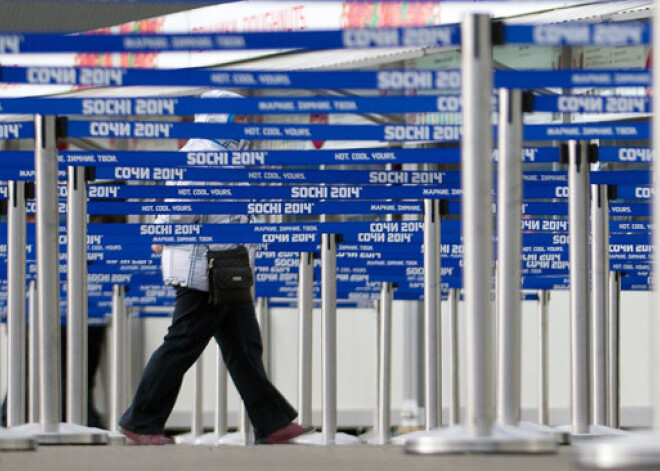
[87,325,106,428]
[214,301,297,441]
[119,288,219,434]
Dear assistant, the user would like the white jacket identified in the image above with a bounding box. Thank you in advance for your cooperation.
[157,133,253,292]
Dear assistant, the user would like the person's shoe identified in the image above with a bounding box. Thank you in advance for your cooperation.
[257,422,316,444]
[120,427,175,446]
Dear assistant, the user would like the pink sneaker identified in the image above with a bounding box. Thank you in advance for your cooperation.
[257,422,316,444]
[121,427,175,446]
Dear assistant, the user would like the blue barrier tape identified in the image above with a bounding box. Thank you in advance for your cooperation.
[495,70,650,89]
[0,23,648,55]
[0,27,462,54]
[532,95,650,114]
[3,66,652,89]
[2,67,463,90]
[65,119,649,141]
[598,147,652,163]
[0,94,650,116]
[0,95,459,115]
[503,22,649,46]
[0,122,33,140]
[95,167,457,183]
[0,147,560,168]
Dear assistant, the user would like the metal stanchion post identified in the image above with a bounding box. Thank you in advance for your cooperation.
[7,182,27,428]
[1,181,37,449]
[322,232,337,445]
[586,184,625,438]
[449,288,460,426]
[28,281,39,424]
[65,166,107,442]
[110,284,126,434]
[197,346,228,445]
[561,140,591,437]
[175,356,204,445]
[298,253,314,426]
[607,271,621,429]
[591,184,608,428]
[424,198,442,431]
[537,291,549,426]
[375,283,393,444]
[495,89,556,449]
[393,198,443,447]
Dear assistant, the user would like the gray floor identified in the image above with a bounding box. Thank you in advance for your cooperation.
[0,443,582,471]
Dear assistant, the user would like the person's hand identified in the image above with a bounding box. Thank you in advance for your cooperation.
[151,244,164,253]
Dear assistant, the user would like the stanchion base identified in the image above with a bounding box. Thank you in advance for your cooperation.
[555,424,630,440]
[391,428,432,446]
[574,432,660,468]
[404,424,558,454]
[517,421,571,445]
[217,431,252,446]
[106,431,127,446]
[0,426,38,450]
[175,432,202,445]
[361,430,391,445]
[11,422,109,445]
[194,432,221,446]
[293,431,364,446]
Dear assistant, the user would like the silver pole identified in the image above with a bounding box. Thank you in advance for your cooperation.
[496,88,523,426]
[607,272,620,428]
[28,280,39,423]
[256,297,269,374]
[35,114,61,433]
[461,13,494,438]
[110,285,126,433]
[376,282,393,444]
[66,166,88,425]
[590,184,608,427]
[215,347,228,437]
[239,404,251,444]
[568,140,590,434]
[423,198,442,430]
[298,252,314,425]
[192,357,203,438]
[537,290,550,426]
[321,233,337,444]
[7,181,27,427]
[448,288,460,425]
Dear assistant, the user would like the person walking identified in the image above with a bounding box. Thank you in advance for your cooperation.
[119,90,313,445]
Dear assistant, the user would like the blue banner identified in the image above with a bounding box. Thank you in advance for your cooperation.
[598,147,652,163]
[496,70,650,89]
[0,95,460,115]
[0,27,461,54]
[533,95,649,114]
[504,22,649,46]
[2,67,463,90]
[3,66,652,90]
[66,119,649,142]
[95,167,456,184]
[1,94,649,116]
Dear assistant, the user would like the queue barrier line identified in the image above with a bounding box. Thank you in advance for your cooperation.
[0,22,649,55]
[0,94,650,116]
[0,66,651,90]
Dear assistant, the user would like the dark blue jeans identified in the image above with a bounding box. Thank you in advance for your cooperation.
[119,287,297,440]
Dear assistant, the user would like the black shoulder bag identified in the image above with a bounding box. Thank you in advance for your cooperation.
[206,246,254,306]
